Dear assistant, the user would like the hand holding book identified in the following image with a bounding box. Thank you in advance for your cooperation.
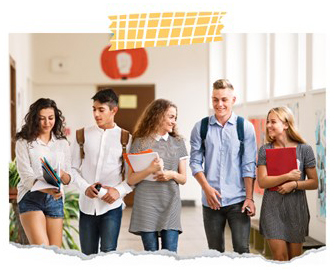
[286,169,302,181]
[266,147,300,191]
[31,157,62,193]
[123,150,162,181]
[41,157,61,189]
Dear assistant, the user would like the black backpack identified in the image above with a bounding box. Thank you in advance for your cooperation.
[200,116,245,157]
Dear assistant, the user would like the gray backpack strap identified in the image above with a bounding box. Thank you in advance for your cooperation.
[120,129,130,181]
[76,128,85,160]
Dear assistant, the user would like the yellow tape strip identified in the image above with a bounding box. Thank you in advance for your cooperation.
[109,11,226,51]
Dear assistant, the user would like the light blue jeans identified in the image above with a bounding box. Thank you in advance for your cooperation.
[140,230,179,252]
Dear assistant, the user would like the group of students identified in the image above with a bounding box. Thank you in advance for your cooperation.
[14,79,318,261]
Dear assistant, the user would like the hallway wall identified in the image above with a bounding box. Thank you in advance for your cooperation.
[29,33,209,204]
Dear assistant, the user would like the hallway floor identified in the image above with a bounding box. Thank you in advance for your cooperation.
[117,206,261,257]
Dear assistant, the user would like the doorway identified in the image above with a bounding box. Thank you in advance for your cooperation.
[97,84,155,206]
[10,56,16,160]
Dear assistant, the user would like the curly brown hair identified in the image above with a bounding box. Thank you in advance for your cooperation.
[132,99,181,142]
[16,98,67,143]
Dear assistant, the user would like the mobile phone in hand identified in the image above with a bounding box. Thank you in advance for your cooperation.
[95,184,101,192]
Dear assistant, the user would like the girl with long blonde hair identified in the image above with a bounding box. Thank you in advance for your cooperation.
[257,106,318,261]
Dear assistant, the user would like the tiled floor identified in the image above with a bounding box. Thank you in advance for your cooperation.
[117,206,260,257]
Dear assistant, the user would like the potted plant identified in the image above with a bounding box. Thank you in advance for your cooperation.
[9,159,29,244]
[9,159,20,197]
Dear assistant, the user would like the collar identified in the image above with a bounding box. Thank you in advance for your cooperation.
[154,133,169,141]
[36,132,56,145]
[95,123,118,133]
[210,111,237,126]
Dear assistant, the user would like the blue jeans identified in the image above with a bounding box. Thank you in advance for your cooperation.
[18,191,64,218]
[79,206,122,255]
[140,230,179,252]
[203,201,250,254]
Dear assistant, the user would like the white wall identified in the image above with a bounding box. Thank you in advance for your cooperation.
[29,33,208,204]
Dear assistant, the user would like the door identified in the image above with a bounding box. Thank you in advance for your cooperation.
[97,84,155,206]
[10,56,16,160]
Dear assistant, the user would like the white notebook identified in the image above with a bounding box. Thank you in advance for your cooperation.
[127,152,160,181]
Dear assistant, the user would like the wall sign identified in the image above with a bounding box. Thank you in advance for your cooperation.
[119,95,138,109]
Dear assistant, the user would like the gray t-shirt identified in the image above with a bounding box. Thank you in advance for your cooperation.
[129,135,188,235]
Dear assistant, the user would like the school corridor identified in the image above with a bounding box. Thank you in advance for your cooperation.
[117,206,260,257]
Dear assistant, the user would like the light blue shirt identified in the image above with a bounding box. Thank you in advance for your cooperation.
[190,112,257,207]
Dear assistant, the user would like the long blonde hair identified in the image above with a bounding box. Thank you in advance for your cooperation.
[132,99,181,142]
[266,106,306,144]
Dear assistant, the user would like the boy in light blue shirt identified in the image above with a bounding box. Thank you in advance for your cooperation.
[190,79,257,254]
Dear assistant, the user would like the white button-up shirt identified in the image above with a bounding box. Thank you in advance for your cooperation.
[71,124,133,215]
[15,134,71,202]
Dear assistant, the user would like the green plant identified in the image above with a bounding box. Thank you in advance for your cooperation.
[9,159,20,188]
[62,191,80,250]
[9,204,19,243]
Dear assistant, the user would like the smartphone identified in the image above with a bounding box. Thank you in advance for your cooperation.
[95,184,101,192]
[245,206,251,213]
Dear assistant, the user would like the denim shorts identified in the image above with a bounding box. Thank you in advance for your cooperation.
[18,191,64,218]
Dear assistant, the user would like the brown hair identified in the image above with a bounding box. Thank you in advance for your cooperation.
[16,98,66,143]
[132,99,181,142]
[213,79,234,90]
[266,106,306,144]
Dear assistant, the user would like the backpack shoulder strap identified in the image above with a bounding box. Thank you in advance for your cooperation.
[76,128,85,159]
[236,116,245,156]
[120,129,130,181]
[200,117,209,155]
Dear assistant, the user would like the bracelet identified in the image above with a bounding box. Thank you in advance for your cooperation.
[246,197,254,202]
[295,181,298,190]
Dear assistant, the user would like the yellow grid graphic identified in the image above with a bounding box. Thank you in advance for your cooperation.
[108,12,225,50]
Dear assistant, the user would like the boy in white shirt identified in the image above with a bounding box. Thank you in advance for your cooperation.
[71,88,132,255]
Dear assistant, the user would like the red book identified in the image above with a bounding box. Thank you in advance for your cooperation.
[265,147,298,191]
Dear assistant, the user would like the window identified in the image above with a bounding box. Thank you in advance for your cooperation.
[273,34,299,97]
[312,34,326,90]
[246,34,269,101]
[224,34,245,104]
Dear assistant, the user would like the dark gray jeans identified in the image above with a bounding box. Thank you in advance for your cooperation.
[203,201,250,254]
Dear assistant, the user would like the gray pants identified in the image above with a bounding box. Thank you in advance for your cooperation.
[202,201,250,254]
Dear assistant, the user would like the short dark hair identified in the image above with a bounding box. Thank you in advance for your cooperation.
[92,88,118,109]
